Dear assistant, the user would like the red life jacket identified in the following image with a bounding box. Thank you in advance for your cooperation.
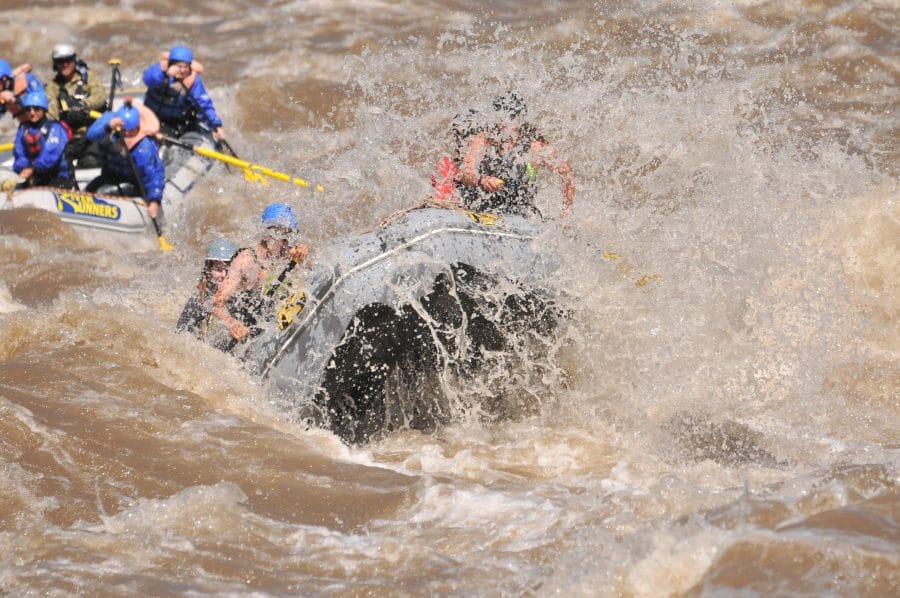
[60,120,74,140]
[431,155,460,205]
[24,122,52,160]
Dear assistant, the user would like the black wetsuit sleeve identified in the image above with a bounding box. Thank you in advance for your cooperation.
[176,296,204,334]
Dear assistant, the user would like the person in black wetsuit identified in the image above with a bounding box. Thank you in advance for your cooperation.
[177,238,238,340]
[456,92,575,218]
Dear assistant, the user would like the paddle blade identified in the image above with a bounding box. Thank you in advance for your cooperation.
[150,217,175,251]
[158,235,175,251]
[243,168,269,185]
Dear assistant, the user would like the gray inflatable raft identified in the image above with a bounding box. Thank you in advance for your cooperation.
[234,206,565,443]
[0,128,214,237]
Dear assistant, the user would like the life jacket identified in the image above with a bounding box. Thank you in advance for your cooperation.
[143,57,204,129]
[20,118,70,181]
[431,155,460,205]
[458,128,540,217]
[53,62,94,129]
[24,121,53,161]
[229,247,296,329]
[98,134,137,182]
[75,59,90,85]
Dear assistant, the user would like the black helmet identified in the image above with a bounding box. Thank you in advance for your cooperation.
[492,91,527,120]
[451,108,482,141]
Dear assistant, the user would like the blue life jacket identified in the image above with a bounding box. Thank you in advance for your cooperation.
[97,135,135,181]
[144,78,196,128]
[96,135,164,202]
[13,118,70,180]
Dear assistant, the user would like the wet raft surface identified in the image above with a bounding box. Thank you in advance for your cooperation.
[241,207,567,443]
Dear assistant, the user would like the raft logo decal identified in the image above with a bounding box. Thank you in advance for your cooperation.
[55,191,122,221]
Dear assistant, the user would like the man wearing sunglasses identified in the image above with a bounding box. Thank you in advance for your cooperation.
[45,43,107,168]
[12,90,74,189]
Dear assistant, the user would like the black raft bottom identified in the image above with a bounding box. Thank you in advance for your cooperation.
[316,263,564,445]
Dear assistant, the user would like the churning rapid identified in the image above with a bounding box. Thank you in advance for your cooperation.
[0,1,897,594]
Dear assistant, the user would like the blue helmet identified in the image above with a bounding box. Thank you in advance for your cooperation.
[168,45,193,64]
[206,238,238,262]
[21,91,49,110]
[117,105,140,131]
[0,60,11,79]
[261,203,297,231]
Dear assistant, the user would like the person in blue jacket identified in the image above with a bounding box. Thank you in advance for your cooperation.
[142,45,225,141]
[85,102,166,219]
[0,59,45,122]
[12,90,74,189]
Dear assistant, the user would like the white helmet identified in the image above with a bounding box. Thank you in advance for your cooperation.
[206,238,238,262]
[52,43,77,61]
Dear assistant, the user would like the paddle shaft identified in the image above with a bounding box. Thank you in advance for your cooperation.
[217,138,240,159]
[107,60,121,111]
[114,133,172,250]
[161,135,323,192]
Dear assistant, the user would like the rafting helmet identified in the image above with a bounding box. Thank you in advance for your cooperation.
[52,43,77,62]
[0,60,11,80]
[261,203,297,232]
[21,91,49,110]
[206,238,238,262]
[117,104,141,132]
[451,108,482,141]
[492,91,527,120]
[168,45,193,64]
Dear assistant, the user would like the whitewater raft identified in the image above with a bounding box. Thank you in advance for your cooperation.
[231,206,566,443]
[0,129,215,237]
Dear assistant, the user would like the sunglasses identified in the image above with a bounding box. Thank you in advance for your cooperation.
[25,106,44,113]
[266,225,292,234]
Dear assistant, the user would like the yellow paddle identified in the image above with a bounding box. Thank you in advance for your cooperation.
[160,135,325,192]
[88,111,324,192]
[0,142,12,152]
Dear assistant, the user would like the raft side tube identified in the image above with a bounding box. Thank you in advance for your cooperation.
[240,207,565,442]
